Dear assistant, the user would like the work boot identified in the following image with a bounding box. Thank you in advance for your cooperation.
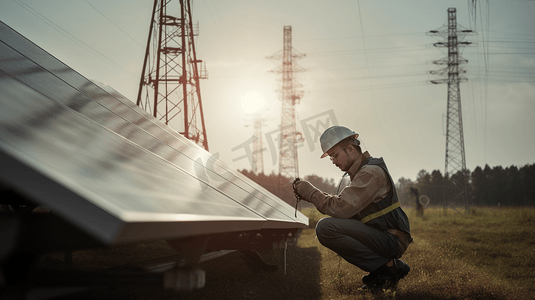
[362,270,382,285]
[376,259,411,288]
[361,270,386,294]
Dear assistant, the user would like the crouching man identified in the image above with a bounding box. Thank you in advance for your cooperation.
[293,126,412,292]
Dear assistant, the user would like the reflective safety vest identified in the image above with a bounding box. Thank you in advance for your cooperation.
[351,157,411,236]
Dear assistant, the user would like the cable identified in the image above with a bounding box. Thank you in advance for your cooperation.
[322,62,429,72]
[476,1,489,74]
[319,71,429,84]
[307,43,433,56]
[201,0,237,62]
[300,31,426,41]
[355,0,377,114]
[12,0,138,78]
[82,0,144,47]
[309,80,430,93]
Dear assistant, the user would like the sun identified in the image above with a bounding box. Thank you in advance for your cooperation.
[240,90,265,115]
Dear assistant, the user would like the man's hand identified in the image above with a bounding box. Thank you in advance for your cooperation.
[294,180,319,202]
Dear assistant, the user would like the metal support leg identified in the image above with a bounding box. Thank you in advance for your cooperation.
[283,247,287,275]
[164,236,210,290]
[275,241,288,275]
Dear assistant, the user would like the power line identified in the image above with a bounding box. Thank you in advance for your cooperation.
[319,62,428,72]
[11,0,138,78]
[297,31,426,42]
[319,71,429,84]
[310,81,430,93]
[200,0,237,61]
[82,0,144,47]
[306,43,433,56]
[355,0,377,116]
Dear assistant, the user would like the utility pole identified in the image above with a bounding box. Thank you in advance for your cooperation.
[137,0,209,150]
[268,26,305,185]
[428,8,474,214]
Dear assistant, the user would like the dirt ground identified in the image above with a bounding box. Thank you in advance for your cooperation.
[30,244,323,300]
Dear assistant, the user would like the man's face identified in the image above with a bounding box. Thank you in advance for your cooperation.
[327,144,350,171]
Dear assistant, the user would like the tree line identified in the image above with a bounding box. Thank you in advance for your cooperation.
[396,163,535,208]
[240,163,535,210]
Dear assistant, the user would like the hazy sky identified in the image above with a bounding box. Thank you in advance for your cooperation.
[1,0,534,184]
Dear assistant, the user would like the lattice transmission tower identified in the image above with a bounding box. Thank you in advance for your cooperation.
[268,26,305,180]
[137,0,209,150]
[252,112,264,175]
[428,8,474,214]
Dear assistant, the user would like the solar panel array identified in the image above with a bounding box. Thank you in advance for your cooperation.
[0,21,308,247]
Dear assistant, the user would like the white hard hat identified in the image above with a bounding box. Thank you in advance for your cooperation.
[319,126,359,158]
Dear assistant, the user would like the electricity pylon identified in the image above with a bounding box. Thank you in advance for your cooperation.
[428,8,474,214]
[136,0,209,150]
[252,112,264,175]
[268,26,305,181]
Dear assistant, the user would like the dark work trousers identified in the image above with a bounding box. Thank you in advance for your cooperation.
[315,217,399,272]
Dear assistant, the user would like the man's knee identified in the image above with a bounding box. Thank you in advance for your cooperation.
[315,217,335,245]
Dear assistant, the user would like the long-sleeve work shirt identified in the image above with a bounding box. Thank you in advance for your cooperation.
[309,151,393,219]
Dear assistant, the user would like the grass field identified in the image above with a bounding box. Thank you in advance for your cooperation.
[39,206,535,299]
[300,206,535,300]
[408,206,535,298]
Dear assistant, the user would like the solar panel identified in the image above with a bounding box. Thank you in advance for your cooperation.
[0,21,308,248]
